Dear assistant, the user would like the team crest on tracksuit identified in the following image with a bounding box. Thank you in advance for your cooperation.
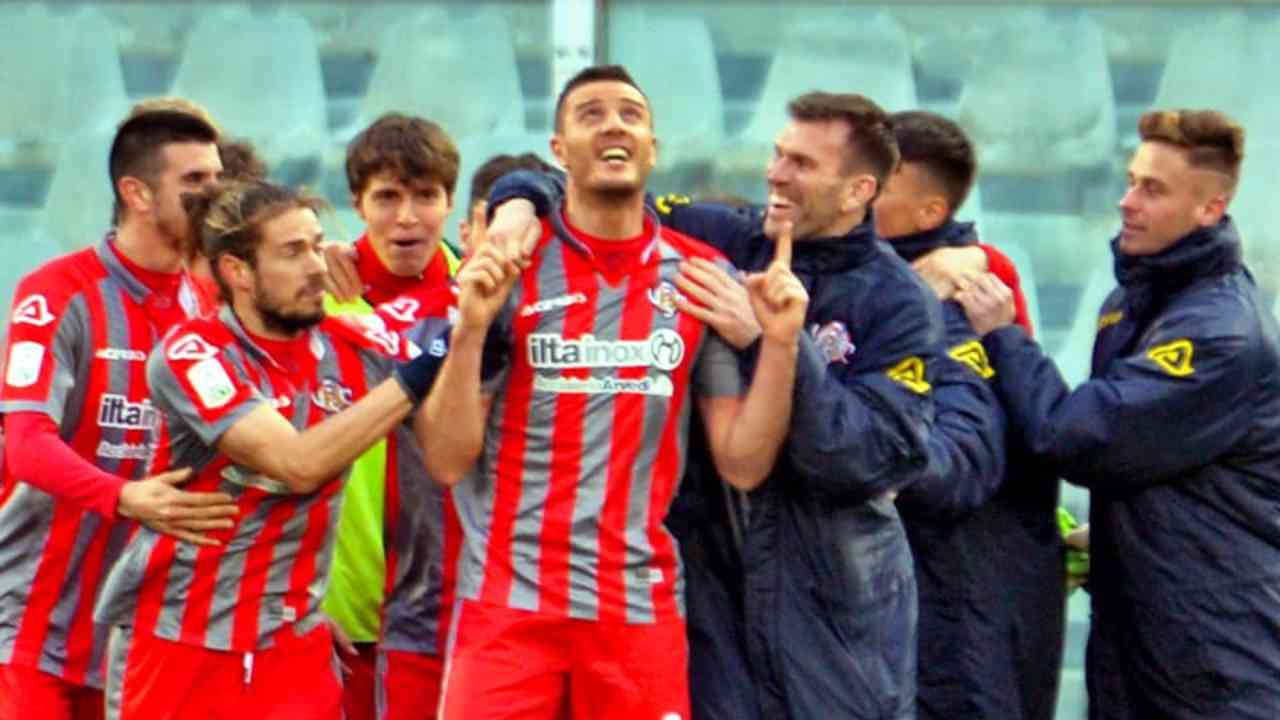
[810,321,855,364]
[648,281,685,318]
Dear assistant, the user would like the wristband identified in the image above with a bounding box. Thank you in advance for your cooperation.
[394,330,450,405]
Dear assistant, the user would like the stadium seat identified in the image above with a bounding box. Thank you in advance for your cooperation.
[171,6,328,188]
[608,15,724,173]
[711,10,917,198]
[1053,264,1116,388]
[445,131,555,246]
[1224,142,1280,300]
[37,131,118,254]
[955,10,1115,176]
[353,11,525,144]
[1151,12,1254,123]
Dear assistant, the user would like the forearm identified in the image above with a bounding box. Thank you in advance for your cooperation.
[422,325,489,485]
[4,412,125,517]
[714,338,797,491]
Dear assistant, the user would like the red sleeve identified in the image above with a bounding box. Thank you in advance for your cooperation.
[979,244,1034,337]
[3,411,125,518]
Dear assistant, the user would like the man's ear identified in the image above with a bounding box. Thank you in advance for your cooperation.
[216,253,252,294]
[549,135,567,168]
[118,176,153,215]
[843,174,878,214]
[1196,194,1228,228]
[919,195,951,233]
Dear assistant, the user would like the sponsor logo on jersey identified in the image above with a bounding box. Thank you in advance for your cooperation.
[947,340,995,379]
[96,440,152,461]
[886,356,931,394]
[810,321,854,364]
[648,281,684,318]
[98,394,160,430]
[187,357,236,409]
[95,347,148,362]
[378,297,421,324]
[5,341,44,388]
[311,378,353,413]
[520,292,588,318]
[1146,338,1195,377]
[168,333,219,361]
[527,329,685,371]
[355,314,400,356]
[533,374,675,397]
[12,295,54,327]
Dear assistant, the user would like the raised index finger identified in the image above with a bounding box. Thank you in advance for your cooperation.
[773,221,793,268]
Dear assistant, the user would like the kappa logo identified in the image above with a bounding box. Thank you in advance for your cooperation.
[1097,310,1124,331]
[311,378,353,413]
[355,315,400,356]
[12,295,54,327]
[886,356,931,394]
[167,334,218,361]
[948,340,995,379]
[648,281,684,318]
[810,321,855,364]
[378,297,421,324]
[654,193,691,215]
[1146,338,1195,377]
[520,292,588,318]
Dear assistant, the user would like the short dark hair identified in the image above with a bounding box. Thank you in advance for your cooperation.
[468,152,554,210]
[346,113,461,198]
[109,108,220,223]
[1138,109,1244,190]
[787,92,899,192]
[553,64,648,132]
[217,137,269,182]
[184,179,327,301]
[890,110,977,214]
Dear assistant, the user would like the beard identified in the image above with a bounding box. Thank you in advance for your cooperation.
[253,277,325,335]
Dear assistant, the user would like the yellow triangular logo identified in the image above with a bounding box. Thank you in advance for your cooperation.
[1146,338,1195,377]
[948,340,995,379]
[887,356,931,394]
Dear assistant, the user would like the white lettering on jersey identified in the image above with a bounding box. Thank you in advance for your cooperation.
[95,347,147,362]
[378,297,421,324]
[520,292,588,318]
[355,315,400,356]
[187,357,236,409]
[526,329,685,371]
[96,440,153,461]
[5,341,44,387]
[168,333,219,361]
[533,374,675,397]
[97,394,160,430]
[12,295,54,327]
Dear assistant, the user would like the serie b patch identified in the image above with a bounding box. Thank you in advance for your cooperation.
[186,357,236,409]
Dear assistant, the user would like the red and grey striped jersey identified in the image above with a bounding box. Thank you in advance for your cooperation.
[455,210,744,625]
[0,237,212,688]
[93,305,420,652]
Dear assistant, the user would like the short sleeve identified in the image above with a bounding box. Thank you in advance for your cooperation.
[692,331,745,398]
[147,331,267,447]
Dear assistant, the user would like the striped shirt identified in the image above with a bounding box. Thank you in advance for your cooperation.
[0,237,211,688]
[93,305,425,652]
[455,209,744,625]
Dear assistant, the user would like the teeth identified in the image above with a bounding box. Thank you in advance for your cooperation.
[601,148,629,161]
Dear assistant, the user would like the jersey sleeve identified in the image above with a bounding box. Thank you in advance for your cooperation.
[692,331,746,398]
[0,280,86,424]
[147,331,267,447]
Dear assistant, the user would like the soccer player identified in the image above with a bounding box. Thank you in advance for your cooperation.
[0,105,238,720]
[957,109,1280,719]
[94,179,450,719]
[875,110,1062,720]
[319,113,462,720]
[423,65,808,720]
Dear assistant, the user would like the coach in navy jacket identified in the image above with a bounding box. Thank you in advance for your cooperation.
[958,109,1280,720]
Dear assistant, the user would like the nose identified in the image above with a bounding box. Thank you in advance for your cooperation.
[767,156,790,185]
[1118,186,1139,213]
[395,198,416,225]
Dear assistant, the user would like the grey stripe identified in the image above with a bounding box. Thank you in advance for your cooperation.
[88,519,135,679]
[375,648,389,720]
[54,295,92,431]
[246,494,314,646]
[42,511,104,680]
[0,485,56,664]
[505,238,570,612]
[103,625,131,720]
[94,279,135,477]
[381,429,443,653]
[95,238,150,305]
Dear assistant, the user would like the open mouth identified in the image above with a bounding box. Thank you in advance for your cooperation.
[599,147,631,166]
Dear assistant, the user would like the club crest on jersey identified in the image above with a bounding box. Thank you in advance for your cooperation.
[12,295,54,327]
[648,281,684,318]
[168,333,219,361]
[311,378,353,413]
[378,297,420,324]
[810,321,855,364]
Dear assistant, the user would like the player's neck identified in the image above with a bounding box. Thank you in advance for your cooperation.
[562,184,646,240]
[114,219,185,274]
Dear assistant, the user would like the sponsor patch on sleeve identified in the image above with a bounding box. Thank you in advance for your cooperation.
[947,340,995,379]
[5,341,44,388]
[1145,338,1195,377]
[886,356,931,394]
[186,357,237,409]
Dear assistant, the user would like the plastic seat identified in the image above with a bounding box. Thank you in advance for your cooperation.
[354,11,525,143]
[171,6,327,187]
[955,10,1115,175]
[1053,264,1116,388]
[37,132,118,253]
[445,131,554,245]
[608,15,724,172]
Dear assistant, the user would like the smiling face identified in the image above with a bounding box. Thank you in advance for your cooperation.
[1117,141,1228,256]
[354,171,451,277]
[764,119,867,241]
[551,79,657,199]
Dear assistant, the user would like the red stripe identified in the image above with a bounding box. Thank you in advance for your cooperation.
[535,243,596,616]
[479,247,546,607]
[283,482,336,634]
[646,302,704,620]
[381,432,401,604]
[596,262,659,622]
[132,533,178,637]
[229,492,296,648]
